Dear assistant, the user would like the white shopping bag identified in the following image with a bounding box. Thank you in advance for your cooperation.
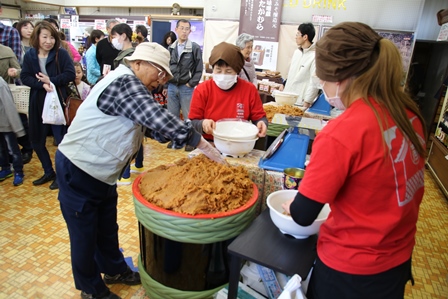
[42,82,66,125]
[278,274,307,299]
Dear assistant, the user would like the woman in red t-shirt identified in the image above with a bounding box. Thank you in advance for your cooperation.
[189,42,267,141]
[282,22,426,299]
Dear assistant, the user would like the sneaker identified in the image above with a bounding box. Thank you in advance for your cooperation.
[80,289,121,299]
[13,173,24,186]
[0,169,13,181]
[130,164,144,174]
[104,266,141,285]
[117,177,131,186]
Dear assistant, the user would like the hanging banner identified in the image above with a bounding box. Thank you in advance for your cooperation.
[239,0,283,70]
[94,19,106,31]
[71,15,79,28]
[60,18,71,29]
[133,20,146,31]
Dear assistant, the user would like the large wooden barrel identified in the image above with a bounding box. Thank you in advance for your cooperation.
[133,175,259,299]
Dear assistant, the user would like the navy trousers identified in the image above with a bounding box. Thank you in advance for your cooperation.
[56,150,128,294]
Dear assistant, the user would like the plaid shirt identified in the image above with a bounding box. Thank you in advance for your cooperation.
[0,22,22,60]
[97,72,199,147]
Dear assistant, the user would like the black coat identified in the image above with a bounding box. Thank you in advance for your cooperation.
[20,47,75,142]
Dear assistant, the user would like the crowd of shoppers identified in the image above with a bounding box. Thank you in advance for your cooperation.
[0,9,427,299]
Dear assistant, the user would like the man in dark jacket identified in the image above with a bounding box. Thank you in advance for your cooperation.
[163,19,203,150]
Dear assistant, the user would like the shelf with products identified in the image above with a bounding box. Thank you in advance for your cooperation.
[434,88,448,149]
[427,85,448,199]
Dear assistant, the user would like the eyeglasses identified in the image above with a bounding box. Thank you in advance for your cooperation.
[296,32,304,37]
[146,62,166,80]
[177,26,190,32]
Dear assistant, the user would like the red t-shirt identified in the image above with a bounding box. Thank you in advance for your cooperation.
[299,98,425,275]
[188,78,266,140]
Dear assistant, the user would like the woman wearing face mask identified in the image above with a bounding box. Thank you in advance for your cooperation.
[189,42,267,141]
[282,22,426,299]
[110,23,142,185]
[111,23,134,69]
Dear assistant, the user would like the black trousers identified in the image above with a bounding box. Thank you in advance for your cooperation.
[17,113,33,154]
[307,256,413,299]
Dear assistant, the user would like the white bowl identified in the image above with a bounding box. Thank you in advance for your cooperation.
[213,119,259,140]
[267,190,330,239]
[213,136,258,158]
[274,91,299,106]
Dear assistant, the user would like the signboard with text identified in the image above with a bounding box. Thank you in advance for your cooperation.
[239,0,283,70]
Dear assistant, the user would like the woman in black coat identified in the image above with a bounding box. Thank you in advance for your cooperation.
[20,21,75,189]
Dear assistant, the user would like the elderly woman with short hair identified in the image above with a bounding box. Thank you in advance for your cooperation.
[236,33,257,86]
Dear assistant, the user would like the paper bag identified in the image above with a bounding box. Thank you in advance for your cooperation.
[42,82,66,125]
[278,274,307,299]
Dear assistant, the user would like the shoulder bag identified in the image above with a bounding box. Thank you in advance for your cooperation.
[55,50,84,126]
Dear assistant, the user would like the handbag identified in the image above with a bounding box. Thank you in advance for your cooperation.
[64,82,83,126]
[55,50,84,126]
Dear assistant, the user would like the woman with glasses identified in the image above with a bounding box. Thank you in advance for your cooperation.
[55,42,224,299]
[282,22,426,299]
[235,33,257,86]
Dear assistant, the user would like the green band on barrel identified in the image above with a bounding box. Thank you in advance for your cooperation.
[138,255,224,299]
[133,196,257,244]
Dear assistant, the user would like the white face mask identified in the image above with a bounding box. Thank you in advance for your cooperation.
[112,37,123,51]
[322,82,345,110]
[213,74,237,90]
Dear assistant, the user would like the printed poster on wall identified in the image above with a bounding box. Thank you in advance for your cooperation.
[239,0,283,70]
[376,31,414,74]
[94,20,106,31]
[60,18,71,29]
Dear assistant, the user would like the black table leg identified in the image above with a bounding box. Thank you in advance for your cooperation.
[228,255,242,299]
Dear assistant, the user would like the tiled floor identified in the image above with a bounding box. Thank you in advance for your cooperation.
[0,137,447,299]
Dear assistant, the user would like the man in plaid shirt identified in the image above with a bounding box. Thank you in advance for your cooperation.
[0,2,21,60]
[55,42,225,299]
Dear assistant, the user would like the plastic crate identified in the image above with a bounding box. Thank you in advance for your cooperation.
[9,85,30,114]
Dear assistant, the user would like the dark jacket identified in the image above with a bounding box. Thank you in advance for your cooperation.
[167,39,203,87]
[20,47,75,142]
[96,37,120,73]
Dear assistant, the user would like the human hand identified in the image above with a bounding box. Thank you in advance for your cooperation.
[162,89,168,97]
[281,198,294,215]
[302,101,311,108]
[257,121,267,137]
[36,72,50,84]
[43,83,53,92]
[7,68,18,77]
[202,119,216,134]
[196,137,227,164]
[279,85,284,91]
